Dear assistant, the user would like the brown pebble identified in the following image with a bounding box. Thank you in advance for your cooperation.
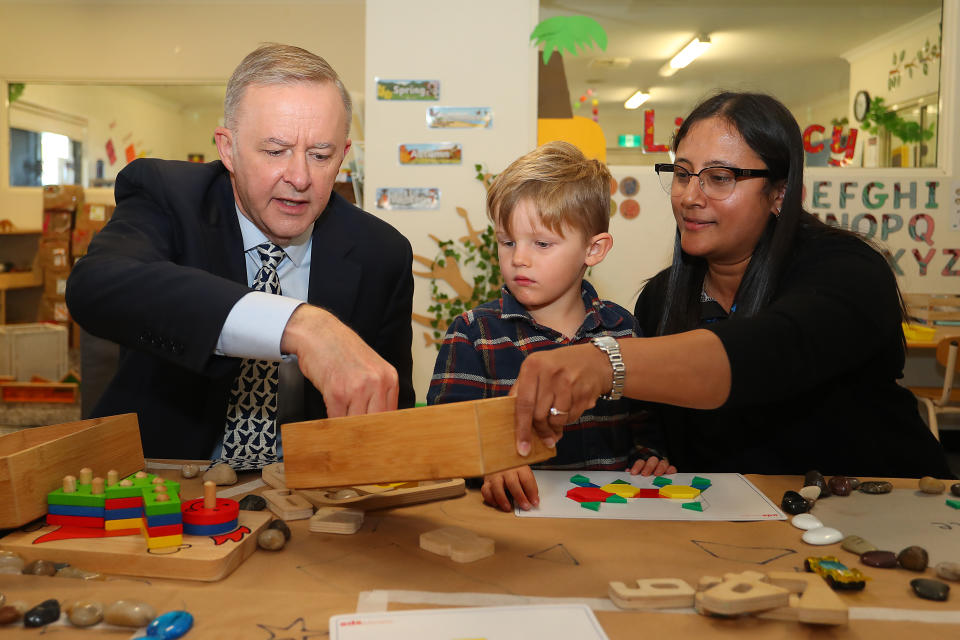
[258,528,286,551]
[22,559,57,576]
[203,462,238,486]
[898,545,929,571]
[103,600,156,627]
[828,476,853,496]
[919,476,945,494]
[66,600,103,627]
[935,562,960,582]
[0,602,26,625]
[181,464,200,479]
[861,550,898,568]
[858,481,893,494]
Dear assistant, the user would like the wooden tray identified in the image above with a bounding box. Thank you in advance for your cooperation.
[0,510,271,582]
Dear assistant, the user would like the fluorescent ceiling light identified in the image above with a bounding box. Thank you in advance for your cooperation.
[624,89,650,110]
[659,35,711,77]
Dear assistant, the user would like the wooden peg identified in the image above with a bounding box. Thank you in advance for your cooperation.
[152,476,166,485]
[91,477,105,495]
[135,471,148,478]
[62,475,76,493]
[203,481,217,510]
[154,493,170,503]
[609,578,695,609]
[107,470,119,485]
[78,467,93,485]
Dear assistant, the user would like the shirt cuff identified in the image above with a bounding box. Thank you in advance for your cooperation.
[216,291,303,360]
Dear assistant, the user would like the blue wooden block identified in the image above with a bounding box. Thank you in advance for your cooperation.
[104,507,144,520]
[48,504,105,518]
[182,519,238,536]
[145,512,183,527]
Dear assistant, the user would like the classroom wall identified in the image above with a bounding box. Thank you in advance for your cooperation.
[364,0,539,403]
[0,0,365,226]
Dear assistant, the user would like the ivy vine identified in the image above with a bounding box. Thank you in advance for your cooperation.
[860,96,934,144]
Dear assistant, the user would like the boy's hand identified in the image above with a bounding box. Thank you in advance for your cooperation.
[629,456,676,477]
[481,465,539,512]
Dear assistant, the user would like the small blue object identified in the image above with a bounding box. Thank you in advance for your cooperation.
[146,610,194,639]
[182,519,238,536]
[48,504,105,518]
[145,512,183,527]
[104,506,146,520]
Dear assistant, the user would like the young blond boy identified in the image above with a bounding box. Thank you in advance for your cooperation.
[427,141,673,512]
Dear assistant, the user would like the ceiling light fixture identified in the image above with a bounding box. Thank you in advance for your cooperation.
[624,89,650,110]
[659,34,711,77]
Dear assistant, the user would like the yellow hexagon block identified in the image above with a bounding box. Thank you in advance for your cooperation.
[659,485,700,500]
[600,483,642,498]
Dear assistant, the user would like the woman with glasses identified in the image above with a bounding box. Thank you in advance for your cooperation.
[511,91,952,479]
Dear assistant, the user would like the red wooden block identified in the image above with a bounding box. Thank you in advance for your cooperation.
[637,488,662,498]
[566,486,614,503]
[145,524,183,537]
[180,498,239,525]
[46,514,104,528]
[106,497,143,509]
[104,528,140,537]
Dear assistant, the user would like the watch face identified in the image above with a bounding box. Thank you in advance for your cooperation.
[854,91,870,121]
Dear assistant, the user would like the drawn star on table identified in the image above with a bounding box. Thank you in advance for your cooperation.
[257,617,327,640]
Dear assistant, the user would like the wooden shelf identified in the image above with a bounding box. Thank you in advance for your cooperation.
[0,229,42,236]
[0,271,42,291]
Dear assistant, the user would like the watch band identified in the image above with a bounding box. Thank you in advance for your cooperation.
[591,336,625,400]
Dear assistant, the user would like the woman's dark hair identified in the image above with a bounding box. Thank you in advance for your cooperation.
[656,91,865,334]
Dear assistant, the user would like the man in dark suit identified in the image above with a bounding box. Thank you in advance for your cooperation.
[66,44,414,467]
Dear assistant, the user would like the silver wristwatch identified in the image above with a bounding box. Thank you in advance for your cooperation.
[591,336,625,400]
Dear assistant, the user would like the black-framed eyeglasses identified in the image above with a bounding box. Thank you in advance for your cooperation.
[654,163,770,200]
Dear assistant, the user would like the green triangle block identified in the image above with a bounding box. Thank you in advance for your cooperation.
[570,474,591,484]
[580,501,602,511]
[947,499,960,510]
[611,479,631,485]
[605,494,628,503]
[652,476,672,487]
[691,476,712,487]
[682,502,703,512]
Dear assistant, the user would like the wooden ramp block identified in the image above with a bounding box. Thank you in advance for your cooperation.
[609,578,695,609]
[282,397,555,488]
[308,507,364,534]
[420,526,494,563]
[262,489,314,521]
[299,478,466,511]
[766,571,848,625]
[698,577,790,615]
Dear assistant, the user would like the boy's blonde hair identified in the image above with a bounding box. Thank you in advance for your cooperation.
[487,141,612,239]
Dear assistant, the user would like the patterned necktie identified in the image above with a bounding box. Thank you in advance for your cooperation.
[220,241,285,470]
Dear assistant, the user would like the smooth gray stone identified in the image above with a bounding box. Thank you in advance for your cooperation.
[911,578,950,601]
[103,600,156,627]
[203,462,237,486]
[268,519,292,541]
[898,545,929,572]
[238,494,267,511]
[951,483,960,498]
[257,529,286,551]
[0,551,24,574]
[935,562,960,582]
[67,600,103,627]
[180,464,200,479]
[841,535,878,555]
[22,559,56,576]
[858,481,893,494]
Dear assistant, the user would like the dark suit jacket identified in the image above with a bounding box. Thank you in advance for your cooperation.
[66,159,415,459]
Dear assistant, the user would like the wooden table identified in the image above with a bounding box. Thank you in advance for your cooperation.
[907,326,960,350]
[1,473,958,638]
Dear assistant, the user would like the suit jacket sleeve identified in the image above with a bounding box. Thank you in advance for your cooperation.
[66,159,249,375]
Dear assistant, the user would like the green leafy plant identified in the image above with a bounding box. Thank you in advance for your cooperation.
[860,96,934,144]
[8,83,25,104]
[530,15,607,64]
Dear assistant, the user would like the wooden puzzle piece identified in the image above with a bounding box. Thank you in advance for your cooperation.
[419,526,494,563]
[308,507,364,534]
[609,578,695,609]
[764,571,848,625]
[262,489,314,521]
[698,576,790,615]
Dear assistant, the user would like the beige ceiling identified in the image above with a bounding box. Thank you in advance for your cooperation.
[540,0,942,116]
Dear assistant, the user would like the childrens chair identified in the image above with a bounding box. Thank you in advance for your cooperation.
[914,337,960,441]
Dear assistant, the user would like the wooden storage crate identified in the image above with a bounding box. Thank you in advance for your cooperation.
[904,294,960,325]
[0,322,69,381]
[0,413,144,529]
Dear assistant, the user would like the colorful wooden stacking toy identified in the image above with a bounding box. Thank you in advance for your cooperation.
[46,468,184,549]
[181,481,239,536]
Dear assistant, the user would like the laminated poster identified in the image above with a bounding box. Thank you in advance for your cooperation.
[375,187,440,210]
[426,106,492,128]
[398,143,462,165]
[376,79,439,101]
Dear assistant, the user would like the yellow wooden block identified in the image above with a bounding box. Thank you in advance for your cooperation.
[600,483,641,498]
[105,517,142,530]
[659,485,700,500]
[145,534,182,550]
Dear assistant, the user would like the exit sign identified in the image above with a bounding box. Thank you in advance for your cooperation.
[618,134,642,147]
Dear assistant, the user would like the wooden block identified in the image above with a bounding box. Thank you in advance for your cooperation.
[262,489,314,520]
[0,510,270,582]
[261,462,286,490]
[419,526,494,563]
[0,381,78,403]
[766,571,848,625]
[281,396,555,487]
[298,478,466,511]
[308,507,364,534]
[697,576,723,592]
[699,577,790,616]
[756,594,802,621]
[609,578,695,609]
[0,414,144,529]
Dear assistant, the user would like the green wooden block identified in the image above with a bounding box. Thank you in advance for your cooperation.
[681,502,703,512]
[605,494,628,504]
[48,484,106,508]
[144,500,182,516]
[691,476,712,489]
[580,501,602,511]
[652,476,672,487]
[947,499,960,510]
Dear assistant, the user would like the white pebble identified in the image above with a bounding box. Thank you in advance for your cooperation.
[791,513,823,530]
[802,526,843,545]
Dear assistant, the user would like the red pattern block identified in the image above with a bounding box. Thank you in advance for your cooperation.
[566,486,614,503]
[181,498,240,525]
[637,489,662,498]
[45,515,105,528]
